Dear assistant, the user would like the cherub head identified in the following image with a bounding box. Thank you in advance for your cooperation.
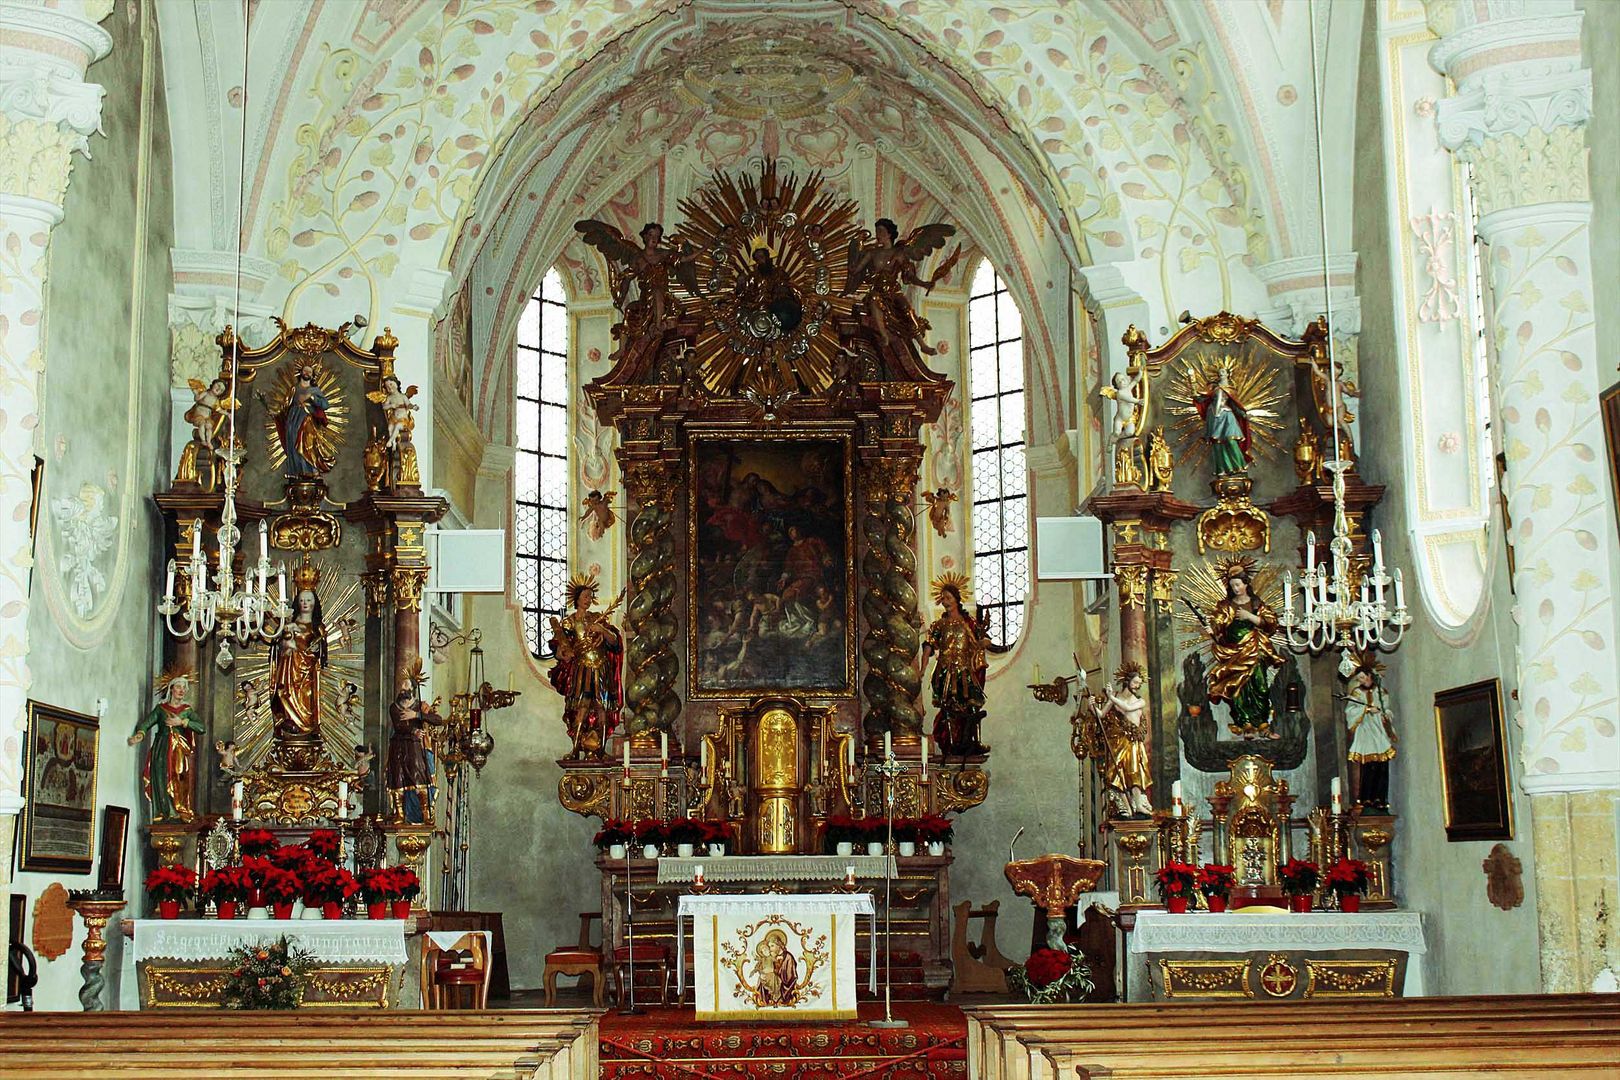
[382,375,400,394]
[209,378,227,397]
[874,218,898,245]
[640,222,664,246]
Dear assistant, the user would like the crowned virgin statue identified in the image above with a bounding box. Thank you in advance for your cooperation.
[269,556,328,762]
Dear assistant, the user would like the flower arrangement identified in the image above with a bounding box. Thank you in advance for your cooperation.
[300,862,359,907]
[238,828,277,857]
[144,864,197,903]
[1325,858,1371,910]
[392,866,421,902]
[304,829,342,862]
[630,819,667,847]
[270,843,319,876]
[200,866,253,904]
[1006,945,1094,1004]
[1154,861,1198,911]
[1278,859,1321,897]
[1197,864,1236,899]
[697,820,732,845]
[914,815,955,845]
[663,820,706,847]
[824,815,863,848]
[222,937,314,1010]
[358,867,410,902]
[259,866,302,906]
[592,819,633,850]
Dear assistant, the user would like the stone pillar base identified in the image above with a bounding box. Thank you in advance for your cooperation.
[1530,789,1620,992]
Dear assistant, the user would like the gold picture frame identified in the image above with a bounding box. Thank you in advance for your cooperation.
[1434,679,1513,843]
[18,700,100,874]
[1600,381,1620,541]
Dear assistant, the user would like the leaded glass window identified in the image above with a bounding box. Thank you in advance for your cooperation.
[514,268,569,656]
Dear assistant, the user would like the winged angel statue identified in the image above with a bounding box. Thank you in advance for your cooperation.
[574,220,701,364]
[52,482,118,618]
[844,219,961,360]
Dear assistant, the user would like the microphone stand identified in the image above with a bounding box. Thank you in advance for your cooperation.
[868,749,908,1029]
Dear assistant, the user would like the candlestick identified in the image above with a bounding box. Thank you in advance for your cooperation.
[700,740,709,772]
[231,781,244,822]
[883,731,892,761]
[164,562,175,600]
[1171,779,1183,802]
[1284,574,1294,617]
[1330,776,1343,815]
[259,520,268,561]
[1372,529,1384,569]
[844,865,857,889]
[845,738,854,771]
[277,565,287,603]
[1306,531,1316,573]
[191,525,201,561]
[623,740,631,781]
[659,732,668,762]
[337,781,349,818]
[1394,568,1405,608]
[920,734,928,781]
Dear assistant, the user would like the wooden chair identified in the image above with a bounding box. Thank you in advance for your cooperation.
[419,930,491,1010]
[611,940,671,1005]
[543,912,605,1007]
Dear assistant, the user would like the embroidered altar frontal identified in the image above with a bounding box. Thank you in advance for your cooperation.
[681,894,873,1021]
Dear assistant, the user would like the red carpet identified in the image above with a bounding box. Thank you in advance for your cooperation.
[599,1002,967,1079]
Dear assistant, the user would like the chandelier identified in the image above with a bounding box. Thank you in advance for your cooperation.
[156,2,286,666]
[1278,0,1411,674]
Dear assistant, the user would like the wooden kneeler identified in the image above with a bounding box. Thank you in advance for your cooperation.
[950,899,1015,993]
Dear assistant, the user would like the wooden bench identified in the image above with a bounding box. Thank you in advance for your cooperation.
[0,1009,602,1080]
[964,995,1620,1080]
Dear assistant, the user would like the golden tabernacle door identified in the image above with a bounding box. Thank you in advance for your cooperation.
[699,698,839,854]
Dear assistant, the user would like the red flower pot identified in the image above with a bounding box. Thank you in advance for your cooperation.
[217,901,238,920]
[157,900,180,920]
[246,888,264,909]
[322,901,342,919]
[1289,894,1313,913]
[1207,895,1228,913]
[367,901,388,920]
[271,902,294,920]
[391,899,412,919]
[1339,893,1362,913]
[1166,896,1189,914]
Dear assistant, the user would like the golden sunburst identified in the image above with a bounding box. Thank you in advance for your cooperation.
[233,564,364,771]
[674,161,861,398]
[1172,556,1285,653]
[1162,353,1286,469]
[260,358,348,473]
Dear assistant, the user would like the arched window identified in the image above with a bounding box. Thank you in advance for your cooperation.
[966,259,1029,645]
[514,267,569,656]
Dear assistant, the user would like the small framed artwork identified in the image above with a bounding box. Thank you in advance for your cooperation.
[1434,679,1514,842]
[17,700,100,874]
[97,805,131,892]
[1600,382,1620,540]
[6,893,24,1004]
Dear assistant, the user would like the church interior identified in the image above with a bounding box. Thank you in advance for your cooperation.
[3,0,1620,1075]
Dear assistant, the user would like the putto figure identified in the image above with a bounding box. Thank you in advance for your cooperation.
[844,218,960,359]
[920,572,1004,757]
[547,573,625,760]
[366,375,419,450]
[184,377,235,451]
[1082,661,1153,819]
[921,486,957,539]
[129,667,206,823]
[580,489,618,542]
[574,219,699,361]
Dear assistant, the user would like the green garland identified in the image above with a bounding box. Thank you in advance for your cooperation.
[222,936,316,1010]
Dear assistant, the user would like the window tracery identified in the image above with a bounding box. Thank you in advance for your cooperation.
[967,259,1029,646]
[514,267,570,656]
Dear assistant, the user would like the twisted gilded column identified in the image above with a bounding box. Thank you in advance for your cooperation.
[622,457,680,737]
[67,894,124,1010]
[0,0,113,960]
[1428,1,1619,991]
[860,455,923,742]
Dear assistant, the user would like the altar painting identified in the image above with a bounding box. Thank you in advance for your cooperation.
[690,436,852,697]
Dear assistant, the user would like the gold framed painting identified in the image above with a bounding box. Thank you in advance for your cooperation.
[1601,381,1620,540]
[97,805,131,891]
[1433,679,1513,843]
[18,700,100,874]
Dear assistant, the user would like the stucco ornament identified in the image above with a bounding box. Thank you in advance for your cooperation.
[51,482,119,619]
[1435,73,1592,217]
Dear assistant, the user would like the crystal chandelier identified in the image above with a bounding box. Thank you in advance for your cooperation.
[156,3,287,667]
[1278,0,1411,675]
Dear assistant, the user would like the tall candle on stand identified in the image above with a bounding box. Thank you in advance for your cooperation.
[1171,779,1184,818]
[1330,776,1343,815]
[883,731,892,761]
[920,734,929,780]
[622,740,631,781]
[659,733,669,779]
[337,781,349,819]
[231,781,244,822]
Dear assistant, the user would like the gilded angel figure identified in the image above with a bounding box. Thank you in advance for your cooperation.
[366,375,419,449]
[843,219,961,359]
[574,220,700,360]
[920,487,957,539]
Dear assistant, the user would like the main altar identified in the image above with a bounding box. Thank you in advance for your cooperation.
[550,163,994,1001]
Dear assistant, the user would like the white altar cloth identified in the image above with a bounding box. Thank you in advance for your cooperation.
[131,918,410,967]
[1128,910,1427,998]
[657,854,896,884]
[676,893,875,1020]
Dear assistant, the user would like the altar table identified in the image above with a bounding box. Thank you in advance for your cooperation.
[676,893,875,1020]
[126,918,410,1009]
[657,854,895,884]
[1127,910,1427,1001]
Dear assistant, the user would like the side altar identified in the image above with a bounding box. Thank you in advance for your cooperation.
[551,163,994,998]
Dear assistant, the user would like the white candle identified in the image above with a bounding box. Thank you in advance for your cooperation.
[231,781,244,822]
[700,740,709,772]
[623,740,631,777]
[883,731,892,761]
[164,561,175,600]
[1284,574,1294,617]
[259,520,268,561]
[694,865,704,887]
[1360,580,1370,608]
[659,732,668,763]
[1331,776,1343,814]
[338,781,349,817]
[845,739,854,771]
[1394,568,1405,609]
[1172,800,1183,818]
[1372,529,1384,569]
[1032,663,1042,683]
[921,734,929,781]
[1306,532,1316,573]
[277,565,287,603]
[191,525,201,561]
[1171,780,1183,802]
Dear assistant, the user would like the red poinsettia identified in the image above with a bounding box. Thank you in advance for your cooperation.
[630,819,666,846]
[914,815,955,844]
[259,866,301,905]
[1279,858,1321,897]
[238,828,277,857]
[300,862,359,905]
[1154,861,1198,900]
[1023,947,1073,988]
[592,819,633,849]
[698,820,732,845]
[1196,864,1236,899]
[270,843,319,876]
[144,864,196,902]
[200,865,254,903]
[304,829,342,862]
[1324,858,1371,896]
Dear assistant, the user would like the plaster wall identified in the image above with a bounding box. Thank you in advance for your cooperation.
[10,5,175,1011]
[1350,16,1540,995]
[1580,0,1620,395]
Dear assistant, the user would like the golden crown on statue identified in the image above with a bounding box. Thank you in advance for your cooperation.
[292,553,321,593]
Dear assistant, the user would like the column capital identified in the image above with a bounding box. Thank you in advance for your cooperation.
[1252,253,1360,338]
[0,1,115,206]
[1428,11,1584,93]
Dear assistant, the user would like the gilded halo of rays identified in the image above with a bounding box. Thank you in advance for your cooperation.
[232,562,365,772]
[673,162,860,397]
[1172,555,1286,653]
[1162,353,1287,469]
[259,358,349,473]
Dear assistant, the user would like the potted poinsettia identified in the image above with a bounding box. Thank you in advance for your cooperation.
[200,865,253,919]
[358,867,407,919]
[1006,945,1094,1003]
[825,815,860,856]
[665,820,703,858]
[863,817,888,856]
[1325,857,1371,912]
[260,866,302,920]
[145,864,196,920]
[238,827,277,858]
[1197,864,1236,913]
[1279,858,1320,912]
[699,819,730,856]
[892,818,920,857]
[301,862,359,919]
[631,819,665,859]
[1155,860,1198,913]
[391,866,421,918]
[304,829,342,863]
[916,814,954,856]
[593,819,633,860]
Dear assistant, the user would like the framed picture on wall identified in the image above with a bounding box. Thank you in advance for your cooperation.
[17,700,100,874]
[6,892,24,1004]
[97,805,131,892]
[1600,382,1620,540]
[1434,679,1513,842]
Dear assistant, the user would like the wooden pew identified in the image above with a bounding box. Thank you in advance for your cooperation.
[964,995,1620,1080]
[0,1009,602,1080]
